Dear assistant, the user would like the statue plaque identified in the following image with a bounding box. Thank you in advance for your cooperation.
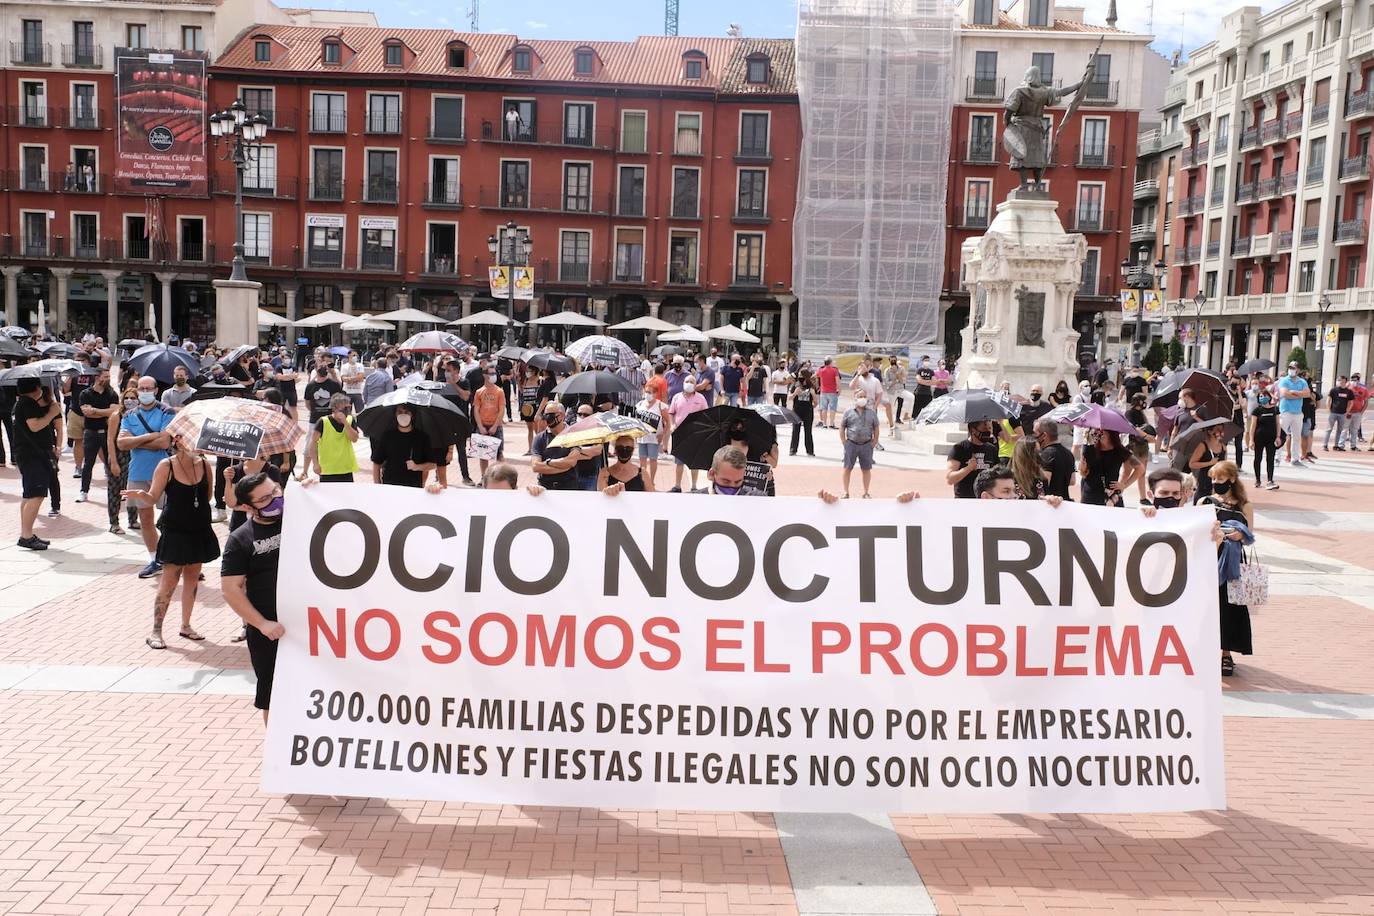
[1015,284,1045,347]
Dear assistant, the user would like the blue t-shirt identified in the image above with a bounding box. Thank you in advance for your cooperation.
[120,405,173,481]
[1277,376,1309,414]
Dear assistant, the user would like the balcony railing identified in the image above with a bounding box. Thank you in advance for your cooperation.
[960,206,990,229]
[10,41,51,66]
[1133,178,1159,198]
[60,44,100,68]
[423,180,463,207]
[668,266,699,286]
[63,107,101,130]
[3,236,217,265]
[1277,230,1293,249]
[6,169,107,194]
[10,104,52,127]
[309,178,344,201]
[1306,164,1325,186]
[308,110,347,133]
[1336,218,1367,243]
[1209,189,1225,208]
[244,107,295,131]
[1261,121,1284,144]
[1348,90,1374,119]
[1178,194,1204,216]
[1235,183,1258,204]
[1082,80,1119,105]
[1175,244,1201,263]
[1281,171,1299,194]
[424,255,457,275]
[960,140,997,164]
[477,119,615,149]
[477,186,611,215]
[1231,236,1252,256]
[1312,101,1330,126]
[1285,111,1304,135]
[966,76,1004,100]
[365,110,402,134]
[210,175,297,199]
[559,261,592,282]
[1182,143,1209,168]
[1206,240,1221,258]
[733,206,770,223]
[1138,129,1162,156]
[1072,210,1114,232]
[362,179,399,204]
[426,117,466,143]
[1339,155,1370,180]
[1301,226,1320,246]
[1239,127,1261,150]
[1075,144,1115,168]
[1077,272,1101,297]
[360,251,398,271]
[1130,223,1156,242]
[1257,176,1281,198]
[735,143,771,163]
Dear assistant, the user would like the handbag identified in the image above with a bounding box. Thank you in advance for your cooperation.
[1226,545,1269,608]
[466,434,502,460]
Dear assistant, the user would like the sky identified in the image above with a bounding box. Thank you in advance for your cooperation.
[300,0,1289,59]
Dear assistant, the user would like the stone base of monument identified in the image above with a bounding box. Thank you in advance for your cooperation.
[213,279,263,348]
[957,194,1084,394]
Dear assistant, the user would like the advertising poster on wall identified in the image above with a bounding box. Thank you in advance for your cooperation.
[114,48,208,196]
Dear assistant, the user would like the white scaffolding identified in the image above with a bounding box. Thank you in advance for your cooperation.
[794,0,959,351]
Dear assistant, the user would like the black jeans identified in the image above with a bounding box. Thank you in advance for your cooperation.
[790,400,815,455]
[1231,431,1244,467]
[453,436,472,481]
[773,393,788,406]
[48,458,60,511]
[1253,435,1277,485]
[80,428,111,493]
[214,456,230,509]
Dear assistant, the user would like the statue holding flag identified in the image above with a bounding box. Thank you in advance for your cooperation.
[1002,37,1104,193]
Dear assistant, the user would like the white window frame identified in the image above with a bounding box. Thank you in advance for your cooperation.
[668,227,702,284]
[1081,116,1110,153]
[122,212,147,259]
[963,177,993,225]
[358,222,398,272]
[125,23,148,48]
[19,142,49,190]
[242,211,272,260]
[424,219,459,273]
[181,25,204,52]
[616,163,647,217]
[176,215,206,262]
[243,143,277,193]
[70,210,99,257]
[620,109,649,153]
[309,90,347,132]
[69,81,97,125]
[558,228,593,282]
[68,143,99,187]
[671,164,703,219]
[561,100,596,144]
[308,145,346,198]
[20,209,50,255]
[1082,246,1102,294]
[738,109,771,156]
[303,215,347,269]
[365,91,402,133]
[426,154,461,203]
[966,112,997,158]
[613,225,646,282]
[734,166,769,217]
[362,145,400,202]
[1075,180,1107,229]
[674,111,703,155]
[238,84,276,123]
[561,159,594,212]
[499,157,533,205]
[19,79,48,126]
[732,230,766,285]
[429,93,466,140]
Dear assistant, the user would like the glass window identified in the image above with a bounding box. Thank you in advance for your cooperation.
[669,232,699,284]
[969,114,995,161]
[244,145,277,193]
[575,50,594,75]
[323,41,340,64]
[1081,118,1107,163]
[739,112,769,157]
[365,150,398,201]
[21,20,42,62]
[74,214,98,258]
[1079,249,1100,295]
[564,103,594,145]
[746,57,768,84]
[503,99,536,140]
[734,234,764,284]
[21,147,46,191]
[368,93,401,133]
[385,44,402,67]
[22,212,48,255]
[182,26,203,52]
[72,84,96,127]
[1028,0,1049,26]
[684,58,702,79]
[966,180,992,227]
[1031,52,1054,83]
[361,228,396,270]
[308,224,343,268]
[972,0,995,25]
[448,45,467,68]
[431,96,464,139]
[254,41,271,62]
[513,48,532,72]
[126,24,147,48]
[73,22,95,64]
[311,92,346,132]
[618,166,645,216]
[429,157,459,203]
[243,214,271,261]
[560,230,591,281]
[675,113,702,155]
[20,81,46,126]
[563,163,591,211]
[311,148,343,199]
[1087,54,1112,99]
[737,169,767,216]
[621,111,647,153]
[500,160,529,207]
[974,51,998,96]
[615,228,644,282]
[1076,184,1104,229]
[672,168,700,218]
[242,88,274,125]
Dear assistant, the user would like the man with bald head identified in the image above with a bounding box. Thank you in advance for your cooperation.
[116,375,173,578]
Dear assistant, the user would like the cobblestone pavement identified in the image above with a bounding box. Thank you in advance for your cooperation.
[1,406,1371,915]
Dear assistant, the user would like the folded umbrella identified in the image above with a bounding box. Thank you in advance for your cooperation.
[1170,416,1242,472]
[564,334,640,369]
[916,388,1020,424]
[1236,357,1276,376]
[526,350,576,375]
[750,402,802,426]
[1045,403,1141,437]
[166,398,303,459]
[357,386,471,444]
[670,405,776,470]
[551,370,640,398]
[130,343,202,385]
[550,412,654,448]
[1148,368,1233,419]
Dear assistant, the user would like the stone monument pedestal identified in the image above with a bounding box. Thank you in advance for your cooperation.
[958,193,1084,393]
[213,278,262,349]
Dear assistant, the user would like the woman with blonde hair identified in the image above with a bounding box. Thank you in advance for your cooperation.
[1201,460,1255,676]
[1011,437,1047,499]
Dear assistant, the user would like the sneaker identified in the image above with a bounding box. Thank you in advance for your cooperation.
[1266,482,1280,490]
[137,559,164,579]
[17,536,47,551]
[1334,446,1346,452]
[875,442,886,451]
[212,507,227,523]
[75,492,87,503]
[47,508,60,517]
[129,518,141,530]
[1291,459,1304,467]
[71,469,81,479]
[462,478,477,487]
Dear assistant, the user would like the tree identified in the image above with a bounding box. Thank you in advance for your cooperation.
[1141,340,1167,373]
[1165,338,1185,368]
[1285,346,1308,370]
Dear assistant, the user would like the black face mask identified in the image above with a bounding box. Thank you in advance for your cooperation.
[1212,480,1233,495]
[1153,496,1181,509]
[614,447,634,461]
[1030,392,1042,401]
[543,413,561,426]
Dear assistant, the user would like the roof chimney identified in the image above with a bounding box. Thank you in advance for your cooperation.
[1105,0,1118,29]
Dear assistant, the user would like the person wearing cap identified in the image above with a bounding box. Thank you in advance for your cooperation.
[1276,361,1309,466]
[664,356,689,403]
[13,377,62,550]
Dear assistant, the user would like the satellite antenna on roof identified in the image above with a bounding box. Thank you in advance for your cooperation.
[727,23,743,38]
[469,0,479,31]
[665,0,679,36]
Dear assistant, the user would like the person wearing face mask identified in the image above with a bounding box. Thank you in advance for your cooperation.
[1348,372,1368,446]
[304,393,359,483]
[116,376,173,577]
[932,359,951,396]
[531,402,597,491]
[1048,380,1072,406]
[472,368,508,477]
[1033,418,1075,499]
[1199,461,1255,677]
[973,466,1062,506]
[668,379,709,492]
[634,384,671,489]
[121,434,220,650]
[160,365,196,413]
[1276,362,1309,466]
[1187,428,1225,503]
[303,363,344,424]
[339,351,366,413]
[221,472,287,723]
[692,445,764,496]
[600,434,646,493]
[105,382,135,534]
[1247,384,1280,489]
[912,356,935,422]
[1018,384,1052,434]
[947,421,998,498]
[12,377,62,550]
[369,406,435,487]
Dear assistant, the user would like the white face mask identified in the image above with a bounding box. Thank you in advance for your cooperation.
[855,398,868,408]
[396,413,412,428]
[683,383,696,394]
[1288,369,1298,378]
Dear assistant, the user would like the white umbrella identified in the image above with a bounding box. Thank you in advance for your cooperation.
[527,311,607,327]
[564,334,639,368]
[706,323,761,344]
[658,325,708,343]
[293,309,351,327]
[257,308,291,327]
[450,308,524,327]
[381,307,448,324]
[608,315,681,332]
[341,313,396,332]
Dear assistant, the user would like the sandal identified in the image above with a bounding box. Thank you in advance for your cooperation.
[231,625,248,643]
[146,635,166,650]
[1221,656,1235,677]
[179,628,205,641]
[109,525,124,535]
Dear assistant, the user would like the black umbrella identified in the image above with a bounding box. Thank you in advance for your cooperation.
[670,405,776,470]
[399,378,462,398]
[495,345,531,361]
[1,326,32,340]
[551,370,639,398]
[34,341,80,359]
[1170,417,1242,472]
[750,402,802,425]
[118,338,149,350]
[218,344,260,366]
[525,349,576,374]
[916,389,1020,424]
[0,363,69,387]
[1148,368,1233,419]
[129,343,202,385]
[0,335,31,359]
[357,386,471,444]
[1236,358,1276,376]
[186,380,250,403]
[650,344,680,359]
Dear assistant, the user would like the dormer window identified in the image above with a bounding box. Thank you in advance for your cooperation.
[683,51,706,80]
[384,41,403,67]
[254,40,271,62]
[745,53,769,84]
[513,47,532,73]
[972,0,995,25]
[447,42,467,68]
[323,40,341,64]
[1027,0,1049,27]
[575,47,594,75]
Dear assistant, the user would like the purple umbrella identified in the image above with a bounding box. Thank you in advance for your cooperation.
[1045,403,1141,436]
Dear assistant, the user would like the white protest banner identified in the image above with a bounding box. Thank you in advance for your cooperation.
[263,487,1224,813]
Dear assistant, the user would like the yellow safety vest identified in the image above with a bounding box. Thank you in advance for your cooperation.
[318,417,358,474]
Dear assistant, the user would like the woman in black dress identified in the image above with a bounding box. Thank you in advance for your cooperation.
[789,368,818,456]
[122,436,221,650]
[1078,429,1126,506]
[1188,428,1225,503]
[1048,380,1073,407]
[601,435,647,493]
[1199,460,1254,676]
[1248,386,1280,489]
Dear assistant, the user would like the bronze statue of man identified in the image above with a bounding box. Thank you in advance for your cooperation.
[1002,64,1091,191]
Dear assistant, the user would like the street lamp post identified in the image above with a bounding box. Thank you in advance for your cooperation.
[209,100,269,282]
[487,221,533,349]
[1191,290,1207,367]
[1118,255,1168,366]
[1315,291,1333,389]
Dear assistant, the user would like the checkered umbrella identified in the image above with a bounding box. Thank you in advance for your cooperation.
[166,398,303,459]
[564,335,640,368]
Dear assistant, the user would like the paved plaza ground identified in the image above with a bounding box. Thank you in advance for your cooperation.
[1,409,1372,915]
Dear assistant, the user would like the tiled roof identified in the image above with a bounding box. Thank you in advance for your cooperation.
[214,26,797,93]
[963,12,1122,33]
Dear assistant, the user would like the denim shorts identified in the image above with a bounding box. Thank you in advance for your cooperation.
[819,393,839,412]
[638,440,661,459]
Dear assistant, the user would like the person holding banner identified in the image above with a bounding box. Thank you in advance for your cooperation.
[221,472,285,722]
[121,436,219,650]
[370,405,435,488]
[472,369,507,477]
[531,402,597,491]
[601,435,646,493]
[692,445,763,496]
[1199,461,1256,677]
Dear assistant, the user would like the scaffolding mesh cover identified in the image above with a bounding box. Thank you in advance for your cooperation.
[794,0,958,349]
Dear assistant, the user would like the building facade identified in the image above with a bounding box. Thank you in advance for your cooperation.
[1165,0,1374,385]
[942,0,1170,360]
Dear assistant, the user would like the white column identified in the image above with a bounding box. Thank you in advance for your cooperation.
[592,297,608,324]
[526,295,541,346]
[100,269,122,344]
[155,272,177,341]
[2,266,21,327]
[776,294,796,358]
[646,298,663,349]
[699,300,715,330]
[50,268,72,337]
[283,282,300,324]
[338,284,356,346]
[460,294,474,318]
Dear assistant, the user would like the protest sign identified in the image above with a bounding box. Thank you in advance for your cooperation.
[264,488,1224,813]
[195,418,264,458]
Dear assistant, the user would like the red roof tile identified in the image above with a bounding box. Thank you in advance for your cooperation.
[963,12,1122,32]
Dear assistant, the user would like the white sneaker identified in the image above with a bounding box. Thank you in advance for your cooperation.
[75,492,87,503]
[212,507,227,522]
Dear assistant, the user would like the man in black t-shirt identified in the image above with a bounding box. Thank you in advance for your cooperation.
[369,405,435,487]
[1018,383,1053,435]
[1326,375,1355,451]
[221,472,285,720]
[77,367,118,502]
[1122,368,1148,401]
[945,420,999,498]
[531,401,596,490]
[1033,418,1076,500]
[302,365,343,422]
[13,377,62,549]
